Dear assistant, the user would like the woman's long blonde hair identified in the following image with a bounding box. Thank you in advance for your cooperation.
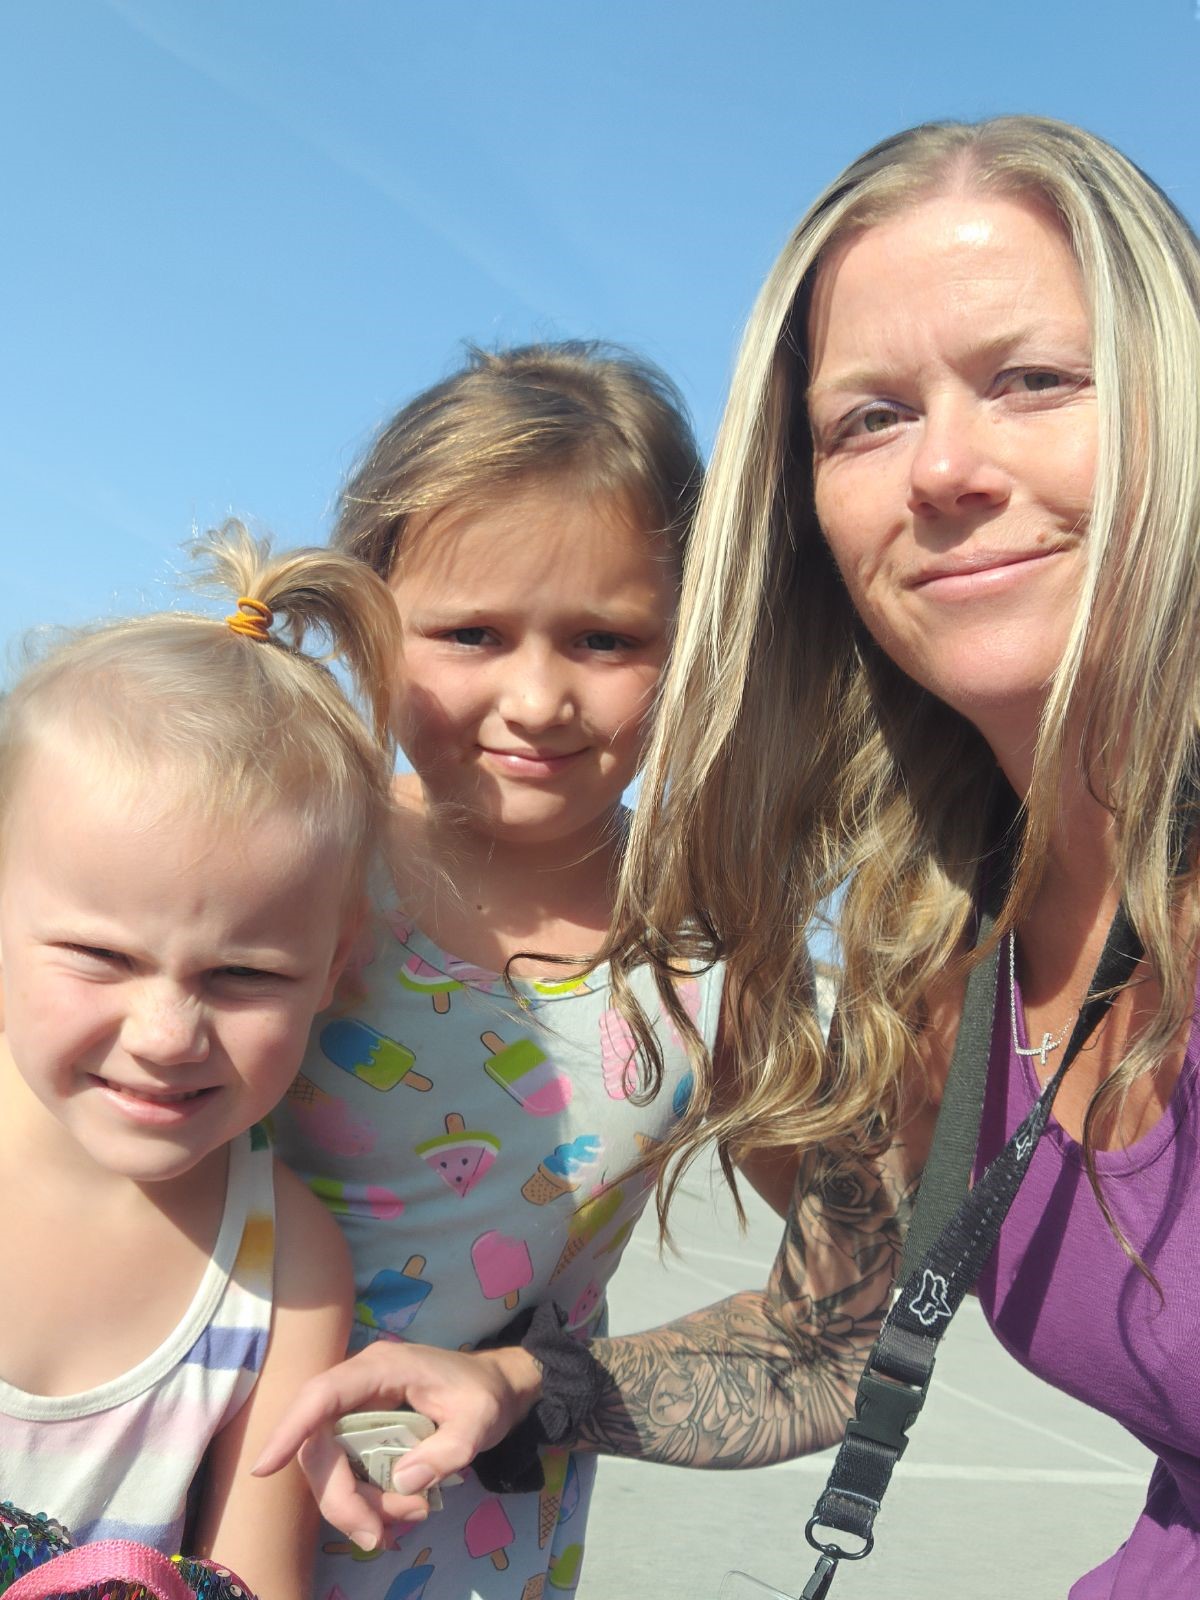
[611,116,1200,1216]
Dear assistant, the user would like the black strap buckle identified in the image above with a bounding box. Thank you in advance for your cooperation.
[798,1553,838,1599]
[844,1366,928,1456]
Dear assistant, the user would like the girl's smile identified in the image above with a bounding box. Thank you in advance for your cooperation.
[0,748,354,1185]
[388,476,677,850]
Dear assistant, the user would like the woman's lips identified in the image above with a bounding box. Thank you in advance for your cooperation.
[911,548,1062,597]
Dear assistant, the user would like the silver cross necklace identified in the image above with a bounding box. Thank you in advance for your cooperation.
[1008,931,1078,1070]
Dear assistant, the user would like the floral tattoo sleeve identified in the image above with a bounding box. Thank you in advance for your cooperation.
[578,1143,916,1468]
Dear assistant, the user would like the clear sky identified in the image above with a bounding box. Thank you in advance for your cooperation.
[3,0,1199,650]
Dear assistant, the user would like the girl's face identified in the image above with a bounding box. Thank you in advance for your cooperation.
[0,746,353,1184]
[806,191,1097,754]
[388,477,676,847]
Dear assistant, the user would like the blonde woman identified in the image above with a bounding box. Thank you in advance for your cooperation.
[261,118,1200,1597]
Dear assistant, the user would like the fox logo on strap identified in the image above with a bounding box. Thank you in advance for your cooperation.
[908,1268,952,1327]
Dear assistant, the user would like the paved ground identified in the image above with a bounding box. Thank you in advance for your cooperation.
[577,1162,1151,1600]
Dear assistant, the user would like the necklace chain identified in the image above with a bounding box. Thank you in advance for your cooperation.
[1008,931,1078,1070]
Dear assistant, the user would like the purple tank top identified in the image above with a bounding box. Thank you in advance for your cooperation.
[974,967,1200,1597]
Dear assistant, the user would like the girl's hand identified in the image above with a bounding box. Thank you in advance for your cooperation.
[251,1340,542,1548]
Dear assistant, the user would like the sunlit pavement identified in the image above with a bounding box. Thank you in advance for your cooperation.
[579,1164,1150,1600]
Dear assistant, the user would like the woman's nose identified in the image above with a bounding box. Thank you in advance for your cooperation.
[906,399,1011,518]
[119,985,210,1066]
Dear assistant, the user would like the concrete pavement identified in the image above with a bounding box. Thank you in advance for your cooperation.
[577,1163,1150,1600]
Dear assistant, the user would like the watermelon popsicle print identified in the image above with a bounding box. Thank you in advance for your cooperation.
[471,1228,533,1310]
[397,954,462,1013]
[415,1113,500,1198]
[481,1031,572,1116]
[355,1255,432,1334]
[321,1019,432,1093]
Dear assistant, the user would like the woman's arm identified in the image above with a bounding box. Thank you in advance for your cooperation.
[253,1133,915,1551]
[190,1163,354,1595]
[580,1135,917,1466]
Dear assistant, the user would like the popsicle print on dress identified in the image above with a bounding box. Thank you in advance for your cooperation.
[414,1113,500,1198]
[481,1031,572,1116]
[471,1228,533,1310]
[382,1548,435,1600]
[397,953,463,1013]
[321,1019,433,1092]
[464,1498,515,1570]
[356,1255,433,1334]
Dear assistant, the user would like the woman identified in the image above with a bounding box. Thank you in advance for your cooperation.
[259,117,1200,1596]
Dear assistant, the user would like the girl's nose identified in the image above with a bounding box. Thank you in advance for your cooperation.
[497,647,574,731]
[906,399,1011,519]
[119,985,210,1067]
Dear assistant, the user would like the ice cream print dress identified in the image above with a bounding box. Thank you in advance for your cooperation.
[271,899,722,1600]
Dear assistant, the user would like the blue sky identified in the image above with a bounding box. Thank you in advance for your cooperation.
[3,0,1199,651]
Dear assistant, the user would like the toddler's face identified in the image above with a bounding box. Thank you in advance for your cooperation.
[388,477,676,848]
[0,747,354,1184]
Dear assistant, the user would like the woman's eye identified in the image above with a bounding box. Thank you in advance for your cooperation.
[1021,370,1063,391]
[832,403,905,443]
[860,405,901,433]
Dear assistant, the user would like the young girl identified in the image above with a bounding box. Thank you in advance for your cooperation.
[0,526,400,1597]
[261,345,792,1600]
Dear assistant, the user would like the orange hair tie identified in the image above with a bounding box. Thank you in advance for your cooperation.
[226,596,274,641]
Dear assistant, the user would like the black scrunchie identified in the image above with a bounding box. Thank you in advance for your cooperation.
[473,1302,607,1494]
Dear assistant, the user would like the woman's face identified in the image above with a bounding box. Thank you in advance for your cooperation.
[807,191,1097,754]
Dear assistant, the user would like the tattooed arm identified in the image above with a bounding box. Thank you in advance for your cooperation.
[578,1136,918,1468]
[254,1141,919,1539]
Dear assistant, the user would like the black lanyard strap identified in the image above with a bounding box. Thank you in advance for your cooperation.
[801,901,1143,1591]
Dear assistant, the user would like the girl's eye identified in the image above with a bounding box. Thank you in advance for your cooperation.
[215,966,285,984]
[446,627,490,647]
[65,944,126,966]
[581,632,626,653]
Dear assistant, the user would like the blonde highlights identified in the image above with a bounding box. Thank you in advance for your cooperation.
[611,117,1200,1220]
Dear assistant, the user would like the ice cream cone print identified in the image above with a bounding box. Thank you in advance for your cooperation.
[286,1074,377,1155]
[481,1031,572,1116]
[538,1448,569,1547]
[521,1134,602,1205]
[520,1578,546,1600]
[550,1185,625,1280]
